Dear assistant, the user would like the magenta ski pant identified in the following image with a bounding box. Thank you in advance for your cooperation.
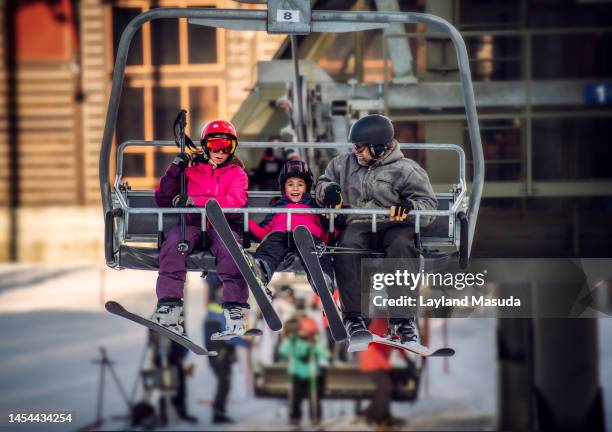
[156,224,249,304]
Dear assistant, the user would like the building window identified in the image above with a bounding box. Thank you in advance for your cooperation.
[124,153,147,178]
[188,21,218,64]
[189,86,219,135]
[465,119,522,182]
[112,5,220,68]
[533,118,612,181]
[117,87,145,146]
[151,18,180,66]
[112,7,143,66]
[153,86,181,140]
[110,2,225,188]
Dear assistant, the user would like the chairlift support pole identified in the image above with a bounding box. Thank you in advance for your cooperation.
[290,35,306,143]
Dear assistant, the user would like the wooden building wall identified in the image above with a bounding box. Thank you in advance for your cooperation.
[0,1,8,208]
[0,1,8,260]
[80,0,108,205]
[0,0,284,262]
[18,63,79,206]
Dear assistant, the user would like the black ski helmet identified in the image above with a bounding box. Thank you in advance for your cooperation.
[278,160,313,193]
[348,114,395,158]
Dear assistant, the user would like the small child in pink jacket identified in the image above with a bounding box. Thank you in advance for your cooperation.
[248,160,345,291]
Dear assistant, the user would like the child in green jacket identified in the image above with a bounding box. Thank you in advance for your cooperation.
[279,316,330,426]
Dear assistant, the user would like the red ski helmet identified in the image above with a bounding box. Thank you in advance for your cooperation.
[200,120,238,157]
[278,159,313,193]
[298,317,318,337]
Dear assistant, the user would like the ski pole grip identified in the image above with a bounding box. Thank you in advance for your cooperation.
[174,109,187,132]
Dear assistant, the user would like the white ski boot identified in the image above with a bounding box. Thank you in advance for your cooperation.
[150,299,186,336]
[211,305,247,340]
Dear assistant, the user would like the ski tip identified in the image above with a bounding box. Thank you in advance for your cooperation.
[210,329,262,341]
[205,198,219,209]
[347,342,370,353]
[269,322,283,332]
[431,347,455,357]
[104,300,122,312]
[245,328,263,337]
[193,347,217,356]
[331,332,348,342]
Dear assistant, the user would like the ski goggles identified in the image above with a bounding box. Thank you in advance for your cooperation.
[283,160,309,174]
[205,136,237,154]
[352,143,368,153]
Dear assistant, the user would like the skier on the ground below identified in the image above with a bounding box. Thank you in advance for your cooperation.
[152,119,251,339]
[314,114,438,345]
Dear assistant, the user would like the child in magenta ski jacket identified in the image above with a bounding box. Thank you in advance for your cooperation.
[151,119,250,339]
[248,160,345,290]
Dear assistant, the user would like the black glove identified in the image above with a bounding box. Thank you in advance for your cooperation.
[390,199,413,222]
[323,183,343,207]
[172,194,194,207]
[172,152,190,169]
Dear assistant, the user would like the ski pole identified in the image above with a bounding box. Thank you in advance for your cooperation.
[176,110,189,254]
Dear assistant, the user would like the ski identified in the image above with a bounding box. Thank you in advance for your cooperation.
[293,225,348,341]
[210,328,262,341]
[371,334,455,357]
[347,329,374,352]
[105,301,217,356]
[205,199,282,331]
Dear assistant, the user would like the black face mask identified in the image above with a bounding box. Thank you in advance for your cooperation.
[368,143,388,159]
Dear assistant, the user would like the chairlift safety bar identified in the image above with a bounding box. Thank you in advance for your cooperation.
[113,140,468,236]
[114,140,467,192]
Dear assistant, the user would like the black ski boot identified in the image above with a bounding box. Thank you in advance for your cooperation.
[389,318,418,344]
[249,255,274,301]
[344,316,367,337]
[345,316,372,352]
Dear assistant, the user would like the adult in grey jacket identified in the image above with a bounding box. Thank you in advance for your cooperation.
[315,114,437,344]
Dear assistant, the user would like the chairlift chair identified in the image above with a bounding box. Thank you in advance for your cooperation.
[100,1,484,272]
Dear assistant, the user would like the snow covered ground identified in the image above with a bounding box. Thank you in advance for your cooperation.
[0,263,609,431]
